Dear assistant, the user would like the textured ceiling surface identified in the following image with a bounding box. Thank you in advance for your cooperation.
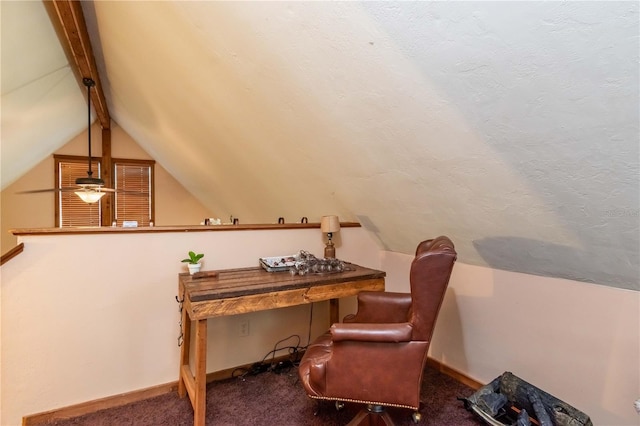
[1,0,86,185]
[1,2,638,290]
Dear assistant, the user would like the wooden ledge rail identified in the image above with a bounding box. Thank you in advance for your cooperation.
[1,242,24,266]
[10,222,361,237]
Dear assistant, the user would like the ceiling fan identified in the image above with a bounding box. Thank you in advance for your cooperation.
[18,78,115,204]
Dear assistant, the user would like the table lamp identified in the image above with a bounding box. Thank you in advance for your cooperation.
[321,215,340,258]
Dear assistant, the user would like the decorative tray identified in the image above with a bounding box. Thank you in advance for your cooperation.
[259,255,298,272]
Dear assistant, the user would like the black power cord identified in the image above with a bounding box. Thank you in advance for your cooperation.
[232,303,316,379]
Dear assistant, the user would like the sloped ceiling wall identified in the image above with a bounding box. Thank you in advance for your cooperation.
[1,1,87,184]
[1,1,638,290]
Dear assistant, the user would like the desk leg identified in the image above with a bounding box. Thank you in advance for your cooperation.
[329,298,339,324]
[178,303,191,398]
[193,319,208,426]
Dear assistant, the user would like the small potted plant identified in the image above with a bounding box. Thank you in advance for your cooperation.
[182,251,204,275]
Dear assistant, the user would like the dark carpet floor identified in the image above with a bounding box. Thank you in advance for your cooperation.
[48,365,484,425]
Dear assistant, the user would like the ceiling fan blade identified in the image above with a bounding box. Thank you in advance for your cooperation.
[18,187,145,195]
[76,187,147,195]
[16,187,78,194]
[78,188,144,194]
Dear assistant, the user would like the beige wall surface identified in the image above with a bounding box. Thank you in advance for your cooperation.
[381,250,640,426]
[0,123,211,252]
[0,226,379,426]
[3,229,637,425]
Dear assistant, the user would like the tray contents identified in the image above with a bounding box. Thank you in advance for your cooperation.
[260,251,350,275]
[259,255,298,272]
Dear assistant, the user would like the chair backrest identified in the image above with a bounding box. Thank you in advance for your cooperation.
[409,236,457,341]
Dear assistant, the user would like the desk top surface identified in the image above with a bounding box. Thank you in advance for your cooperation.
[179,263,385,303]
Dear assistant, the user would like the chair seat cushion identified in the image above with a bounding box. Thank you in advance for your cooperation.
[300,332,428,409]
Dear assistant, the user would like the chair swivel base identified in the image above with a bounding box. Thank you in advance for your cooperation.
[346,404,396,426]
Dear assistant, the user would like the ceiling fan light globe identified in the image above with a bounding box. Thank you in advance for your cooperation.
[75,190,106,204]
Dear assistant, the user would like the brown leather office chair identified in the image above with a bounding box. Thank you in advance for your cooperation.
[298,236,457,425]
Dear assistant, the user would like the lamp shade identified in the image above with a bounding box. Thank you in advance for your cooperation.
[321,215,340,233]
[75,190,106,204]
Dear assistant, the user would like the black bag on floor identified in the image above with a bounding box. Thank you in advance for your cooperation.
[461,371,592,426]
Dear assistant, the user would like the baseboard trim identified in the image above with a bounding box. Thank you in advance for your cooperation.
[425,357,483,390]
[22,381,178,426]
[23,356,482,425]
[22,356,282,426]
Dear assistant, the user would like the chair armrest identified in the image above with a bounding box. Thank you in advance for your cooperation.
[343,291,412,323]
[330,322,413,343]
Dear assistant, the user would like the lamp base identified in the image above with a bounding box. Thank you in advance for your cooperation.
[324,241,335,259]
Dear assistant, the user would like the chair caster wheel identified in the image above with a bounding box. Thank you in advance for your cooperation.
[412,411,422,423]
[335,401,345,411]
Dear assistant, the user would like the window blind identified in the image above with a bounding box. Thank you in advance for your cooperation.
[114,162,152,226]
[58,160,102,227]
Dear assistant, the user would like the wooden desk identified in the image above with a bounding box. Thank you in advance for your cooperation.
[177,264,385,426]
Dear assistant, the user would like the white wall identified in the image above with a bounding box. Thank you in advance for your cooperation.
[382,251,640,426]
[2,231,638,426]
[81,1,639,293]
[0,227,379,426]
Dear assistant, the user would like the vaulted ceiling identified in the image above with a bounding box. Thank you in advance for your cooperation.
[1,1,638,290]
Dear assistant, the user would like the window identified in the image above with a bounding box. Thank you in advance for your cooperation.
[56,156,102,227]
[55,156,154,228]
[114,159,154,227]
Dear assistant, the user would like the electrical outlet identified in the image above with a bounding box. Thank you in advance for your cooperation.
[238,319,250,337]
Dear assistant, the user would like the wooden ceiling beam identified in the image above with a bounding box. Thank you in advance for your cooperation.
[43,0,110,129]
